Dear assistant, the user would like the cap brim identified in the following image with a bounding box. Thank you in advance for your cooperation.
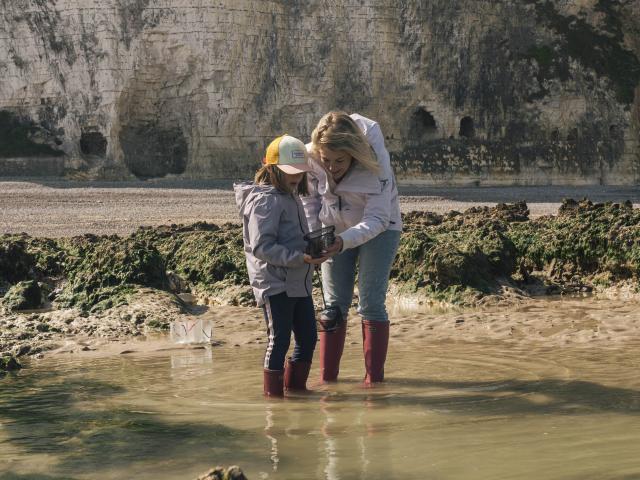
[276,163,312,174]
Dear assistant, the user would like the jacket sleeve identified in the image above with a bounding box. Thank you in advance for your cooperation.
[339,120,394,250]
[300,170,323,232]
[247,195,306,267]
[339,188,392,250]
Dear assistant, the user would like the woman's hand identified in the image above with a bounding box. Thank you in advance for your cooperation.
[304,253,330,265]
[323,236,343,257]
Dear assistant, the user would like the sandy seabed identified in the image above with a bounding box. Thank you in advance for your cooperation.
[2,179,640,359]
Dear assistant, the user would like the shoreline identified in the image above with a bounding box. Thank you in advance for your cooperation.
[5,292,640,372]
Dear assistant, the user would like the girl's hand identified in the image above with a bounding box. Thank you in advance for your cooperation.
[323,236,343,257]
[304,253,330,265]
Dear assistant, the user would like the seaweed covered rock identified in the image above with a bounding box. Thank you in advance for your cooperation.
[0,235,64,285]
[56,235,168,312]
[1,199,638,317]
[196,466,247,480]
[0,235,36,285]
[135,223,252,306]
[509,199,640,288]
[0,354,22,372]
[1,280,43,312]
[393,204,520,304]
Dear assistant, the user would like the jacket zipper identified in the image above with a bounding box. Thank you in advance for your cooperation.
[294,194,312,297]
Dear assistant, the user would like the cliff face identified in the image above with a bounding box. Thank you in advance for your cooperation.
[0,0,639,184]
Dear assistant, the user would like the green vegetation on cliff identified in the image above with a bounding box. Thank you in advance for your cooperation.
[526,0,640,104]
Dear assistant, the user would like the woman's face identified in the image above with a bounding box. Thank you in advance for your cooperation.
[283,171,305,192]
[319,147,353,182]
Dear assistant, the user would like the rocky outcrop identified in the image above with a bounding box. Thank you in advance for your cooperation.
[0,0,639,184]
[1,280,44,312]
[196,466,247,480]
[3,201,640,312]
[0,354,21,372]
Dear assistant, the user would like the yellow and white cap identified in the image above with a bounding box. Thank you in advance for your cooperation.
[264,135,312,174]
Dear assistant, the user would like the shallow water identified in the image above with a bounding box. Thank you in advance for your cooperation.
[1,337,640,479]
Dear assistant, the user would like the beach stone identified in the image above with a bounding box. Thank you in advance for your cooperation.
[0,354,22,372]
[196,466,247,480]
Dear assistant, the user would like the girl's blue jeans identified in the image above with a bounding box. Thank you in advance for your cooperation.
[321,229,401,323]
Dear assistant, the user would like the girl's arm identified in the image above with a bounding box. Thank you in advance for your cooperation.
[247,196,306,268]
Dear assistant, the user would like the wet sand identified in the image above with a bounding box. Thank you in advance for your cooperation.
[38,290,640,362]
[2,179,640,237]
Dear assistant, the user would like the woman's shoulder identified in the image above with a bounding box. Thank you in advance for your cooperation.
[349,113,380,137]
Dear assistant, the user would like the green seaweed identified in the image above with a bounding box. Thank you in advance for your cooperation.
[1,199,639,313]
[508,199,640,285]
[1,280,43,312]
[55,235,167,312]
[0,355,22,372]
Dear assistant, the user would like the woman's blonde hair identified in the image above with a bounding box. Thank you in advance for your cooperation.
[311,111,380,174]
[254,164,308,195]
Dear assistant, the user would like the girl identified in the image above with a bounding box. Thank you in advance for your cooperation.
[234,135,327,397]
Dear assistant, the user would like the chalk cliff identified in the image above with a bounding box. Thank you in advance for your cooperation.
[1,0,639,184]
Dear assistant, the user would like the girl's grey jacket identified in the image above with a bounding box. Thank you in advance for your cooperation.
[234,182,313,307]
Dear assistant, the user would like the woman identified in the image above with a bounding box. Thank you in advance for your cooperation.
[302,112,402,385]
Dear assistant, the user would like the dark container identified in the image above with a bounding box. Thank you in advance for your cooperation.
[304,226,336,258]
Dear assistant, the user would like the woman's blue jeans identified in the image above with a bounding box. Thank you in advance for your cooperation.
[321,229,401,323]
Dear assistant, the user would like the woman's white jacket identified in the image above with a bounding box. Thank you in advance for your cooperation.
[302,113,402,251]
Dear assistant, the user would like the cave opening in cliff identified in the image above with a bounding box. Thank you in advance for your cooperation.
[409,107,438,143]
[0,110,65,158]
[121,124,188,178]
[80,130,108,157]
[459,116,475,138]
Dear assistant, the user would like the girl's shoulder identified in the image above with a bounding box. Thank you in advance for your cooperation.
[235,182,285,213]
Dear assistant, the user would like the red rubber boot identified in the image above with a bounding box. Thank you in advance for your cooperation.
[263,369,284,397]
[362,320,389,385]
[284,358,312,391]
[318,321,347,382]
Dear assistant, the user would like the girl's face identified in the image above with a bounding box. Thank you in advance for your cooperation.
[319,147,353,182]
[283,171,305,192]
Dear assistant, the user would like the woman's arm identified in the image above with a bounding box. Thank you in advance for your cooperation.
[337,188,392,251]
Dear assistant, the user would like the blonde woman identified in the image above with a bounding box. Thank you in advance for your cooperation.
[302,112,402,385]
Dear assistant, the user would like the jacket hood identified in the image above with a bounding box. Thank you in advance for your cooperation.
[233,182,279,217]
